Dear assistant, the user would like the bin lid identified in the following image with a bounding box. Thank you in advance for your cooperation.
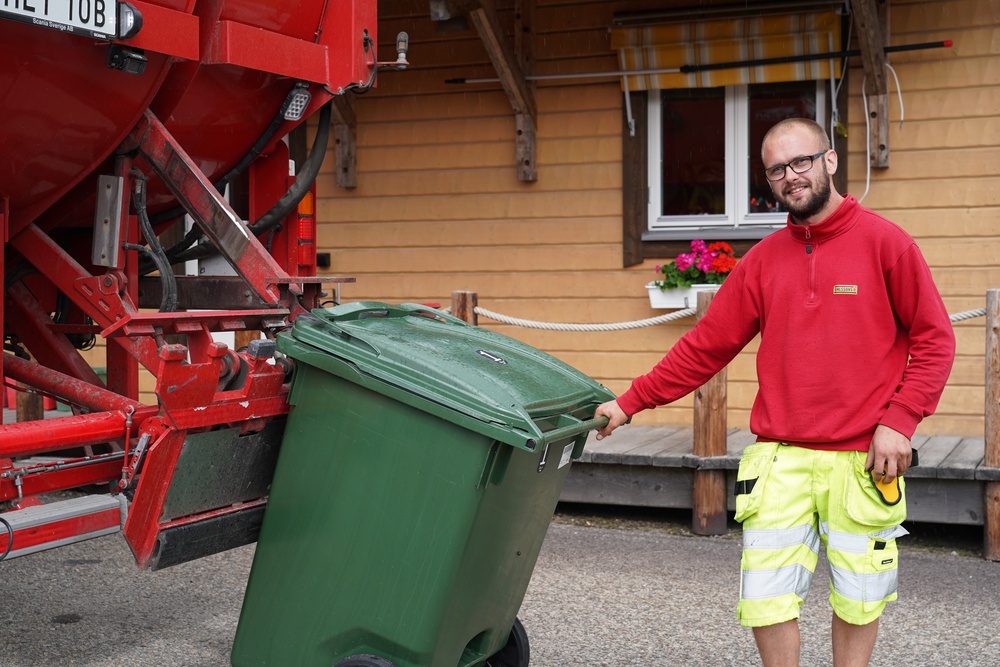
[278,302,615,452]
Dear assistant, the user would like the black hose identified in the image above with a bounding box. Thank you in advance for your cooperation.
[4,261,37,292]
[0,516,12,562]
[168,99,333,265]
[130,171,178,312]
[250,99,332,235]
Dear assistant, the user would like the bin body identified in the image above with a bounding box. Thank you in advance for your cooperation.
[231,303,613,667]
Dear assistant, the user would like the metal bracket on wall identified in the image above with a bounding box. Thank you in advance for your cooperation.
[430,0,538,182]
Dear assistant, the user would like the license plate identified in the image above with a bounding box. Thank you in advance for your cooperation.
[1,0,119,40]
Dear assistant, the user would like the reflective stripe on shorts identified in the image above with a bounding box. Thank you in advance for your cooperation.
[824,522,909,554]
[743,524,822,553]
[741,564,813,601]
[830,565,898,603]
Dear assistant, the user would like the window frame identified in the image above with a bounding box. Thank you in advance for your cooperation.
[621,80,847,266]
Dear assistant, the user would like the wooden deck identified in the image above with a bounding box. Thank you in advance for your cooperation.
[561,426,1000,526]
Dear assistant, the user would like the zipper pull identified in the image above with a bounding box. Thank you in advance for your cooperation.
[805,227,813,254]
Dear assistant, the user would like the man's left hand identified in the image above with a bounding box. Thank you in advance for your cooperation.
[865,424,912,484]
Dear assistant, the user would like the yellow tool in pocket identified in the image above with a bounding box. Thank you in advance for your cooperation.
[868,448,918,506]
[870,470,901,506]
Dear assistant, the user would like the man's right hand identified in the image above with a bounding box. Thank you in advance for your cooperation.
[594,400,629,440]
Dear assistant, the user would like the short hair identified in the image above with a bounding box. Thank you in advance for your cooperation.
[761,118,831,156]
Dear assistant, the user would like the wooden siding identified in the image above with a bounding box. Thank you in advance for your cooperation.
[313,0,999,438]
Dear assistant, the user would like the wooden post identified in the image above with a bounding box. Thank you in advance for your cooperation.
[984,289,1000,560]
[451,291,478,325]
[15,381,43,423]
[692,290,728,535]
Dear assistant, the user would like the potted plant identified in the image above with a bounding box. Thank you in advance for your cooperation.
[646,240,737,308]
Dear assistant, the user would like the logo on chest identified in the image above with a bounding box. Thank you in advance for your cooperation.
[833,285,859,295]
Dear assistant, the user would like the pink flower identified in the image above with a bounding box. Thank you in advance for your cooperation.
[695,252,717,273]
[674,252,695,271]
[690,239,707,254]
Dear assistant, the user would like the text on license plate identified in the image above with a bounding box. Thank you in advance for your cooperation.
[1,0,119,40]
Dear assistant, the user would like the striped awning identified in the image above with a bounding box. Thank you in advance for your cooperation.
[612,11,843,90]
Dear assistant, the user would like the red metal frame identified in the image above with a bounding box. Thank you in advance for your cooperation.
[0,502,122,557]
[125,110,307,310]
[0,106,331,563]
[206,20,330,83]
[1,0,376,569]
[1,454,124,499]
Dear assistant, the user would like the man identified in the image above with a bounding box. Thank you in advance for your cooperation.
[594,118,956,667]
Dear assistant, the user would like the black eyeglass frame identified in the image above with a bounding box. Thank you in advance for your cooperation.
[763,150,830,182]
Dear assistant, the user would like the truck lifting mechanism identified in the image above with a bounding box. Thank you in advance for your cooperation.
[0,0,402,569]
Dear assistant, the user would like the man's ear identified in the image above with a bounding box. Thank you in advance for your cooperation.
[825,149,839,176]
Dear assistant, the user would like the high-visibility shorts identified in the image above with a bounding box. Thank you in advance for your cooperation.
[734,442,909,628]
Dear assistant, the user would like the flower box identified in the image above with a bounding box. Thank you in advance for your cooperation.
[648,239,735,308]
[646,282,720,309]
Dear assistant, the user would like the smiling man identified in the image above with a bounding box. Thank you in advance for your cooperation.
[594,118,956,666]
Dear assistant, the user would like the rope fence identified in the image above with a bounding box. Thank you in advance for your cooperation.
[473,306,697,331]
[466,304,986,331]
[950,307,987,323]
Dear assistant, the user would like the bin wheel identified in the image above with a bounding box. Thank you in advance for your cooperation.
[484,617,530,667]
[333,655,397,667]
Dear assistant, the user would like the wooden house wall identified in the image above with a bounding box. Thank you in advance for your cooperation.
[312,0,999,437]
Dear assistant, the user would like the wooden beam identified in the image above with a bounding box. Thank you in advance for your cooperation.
[514,114,537,182]
[450,0,537,182]
[621,91,647,267]
[514,0,533,70]
[329,95,357,189]
[985,289,1000,560]
[849,0,890,168]
[513,0,537,181]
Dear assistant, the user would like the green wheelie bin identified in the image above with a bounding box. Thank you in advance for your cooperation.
[230,302,614,667]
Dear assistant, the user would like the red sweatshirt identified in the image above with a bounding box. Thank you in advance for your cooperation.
[618,195,956,451]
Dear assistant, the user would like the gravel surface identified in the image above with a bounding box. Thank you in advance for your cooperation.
[524,515,1000,667]
[0,508,997,666]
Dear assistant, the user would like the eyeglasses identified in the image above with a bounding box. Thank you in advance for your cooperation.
[763,150,829,182]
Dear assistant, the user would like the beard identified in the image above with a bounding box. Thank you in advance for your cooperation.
[778,164,832,220]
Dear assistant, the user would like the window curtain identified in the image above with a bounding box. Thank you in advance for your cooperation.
[611,11,843,91]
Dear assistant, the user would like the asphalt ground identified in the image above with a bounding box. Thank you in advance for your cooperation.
[0,506,997,667]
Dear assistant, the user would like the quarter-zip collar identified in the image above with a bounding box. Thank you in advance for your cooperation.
[785,194,861,248]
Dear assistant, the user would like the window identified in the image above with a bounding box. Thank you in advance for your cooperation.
[612,6,845,265]
[646,81,825,236]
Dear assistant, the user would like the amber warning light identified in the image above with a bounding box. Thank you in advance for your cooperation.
[297,192,316,268]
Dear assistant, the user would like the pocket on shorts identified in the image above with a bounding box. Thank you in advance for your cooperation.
[844,451,907,528]
[733,442,780,523]
[868,534,901,572]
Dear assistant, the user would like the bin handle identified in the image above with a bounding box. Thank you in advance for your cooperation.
[527,415,609,450]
